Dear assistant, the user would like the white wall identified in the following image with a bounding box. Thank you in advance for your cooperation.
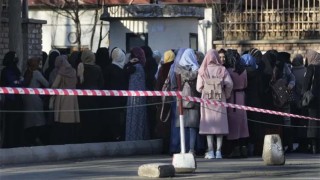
[109,18,199,56]
[28,9,109,53]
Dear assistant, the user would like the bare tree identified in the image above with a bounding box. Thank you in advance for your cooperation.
[39,0,82,50]
[211,1,243,45]
[39,0,107,51]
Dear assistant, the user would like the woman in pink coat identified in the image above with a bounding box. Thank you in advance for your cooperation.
[196,49,233,159]
[225,50,249,158]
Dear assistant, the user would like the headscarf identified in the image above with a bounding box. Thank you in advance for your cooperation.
[153,50,162,64]
[292,54,304,67]
[178,48,199,71]
[241,54,257,69]
[169,48,186,88]
[225,49,245,75]
[24,57,41,86]
[55,55,76,78]
[195,51,205,65]
[249,48,262,64]
[163,50,175,64]
[130,47,146,66]
[95,47,111,70]
[68,51,81,69]
[306,49,320,65]
[2,51,21,78]
[3,51,19,67]
[111,47,126,69]
[43,49,60,73]
[77,50,95,84]
[198,49,222,77]
[262,50,278,75]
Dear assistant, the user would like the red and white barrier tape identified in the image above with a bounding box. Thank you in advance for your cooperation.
[0,87,319,121]
[0,87,178,97]
[183,96,320,121]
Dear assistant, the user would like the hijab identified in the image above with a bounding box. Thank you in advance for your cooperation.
[95,47,111,70]
[225,49,245,75]
[77,50,95,84]
[292,54,304,67]
[24,57,41,87]
[55,55,76,78]
[163,50,175,64]
[2,51,21,77]
[241,54,257,69]
[198,49,224,78]
[111,47,126,69]
[306,50,320,65]
[43,49,60,73]
[130,47,146,66]
[178,48,199,71]
[169,48,186,87]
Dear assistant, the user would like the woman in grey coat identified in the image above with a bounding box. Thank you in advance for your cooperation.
[23,57,49,146]
[174,48,200,154]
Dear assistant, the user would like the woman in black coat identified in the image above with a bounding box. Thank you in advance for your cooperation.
[303,50,320,154]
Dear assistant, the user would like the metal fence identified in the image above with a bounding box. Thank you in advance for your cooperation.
[218,0,320,41]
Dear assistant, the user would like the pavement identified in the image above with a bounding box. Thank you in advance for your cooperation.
[0,153,319,179]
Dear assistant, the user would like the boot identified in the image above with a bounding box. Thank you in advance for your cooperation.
[241,146,248,158]
[227,146,241,158]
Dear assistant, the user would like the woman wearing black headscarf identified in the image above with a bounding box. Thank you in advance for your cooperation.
[0,51,24,148]
[141,46,158,138]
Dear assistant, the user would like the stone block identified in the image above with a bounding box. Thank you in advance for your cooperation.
[138,163,175,178]
[262,134,285,166]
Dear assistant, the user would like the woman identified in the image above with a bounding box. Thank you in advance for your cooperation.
[0,51,24,148]
[44,49,60,81]
[51,55,80,144]
[104,47,128,141]
[124,47,149,141]
[303,50,320,154]
[225,50,249,158]
[196,49,233,159]
[154,50,175,153]
[241,53,264,156]
[77,50,104,143]
[291,54,308,152]
[174,48,201,155]
[23,57,49,146]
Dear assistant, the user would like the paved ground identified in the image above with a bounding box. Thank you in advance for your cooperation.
[0,153,319,179]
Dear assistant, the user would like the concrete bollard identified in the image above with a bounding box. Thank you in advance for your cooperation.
[262,134,285,165]
[138,163,175,178]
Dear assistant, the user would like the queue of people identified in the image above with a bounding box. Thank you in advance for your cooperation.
[0,47,319,160]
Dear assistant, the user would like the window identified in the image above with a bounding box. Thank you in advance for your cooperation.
[126,33,148,52]
[189,33,198,51]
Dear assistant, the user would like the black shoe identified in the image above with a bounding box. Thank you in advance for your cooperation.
[227,146,241,158]
[241,146,248,158]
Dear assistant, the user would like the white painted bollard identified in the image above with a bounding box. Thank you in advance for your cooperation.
[262,134,285,165]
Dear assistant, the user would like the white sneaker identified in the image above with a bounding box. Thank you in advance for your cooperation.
[204,151,215,159]
[215,151,222,159]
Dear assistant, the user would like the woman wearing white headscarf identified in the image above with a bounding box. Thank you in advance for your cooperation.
[103,47,128,141]
[174,48,201,155]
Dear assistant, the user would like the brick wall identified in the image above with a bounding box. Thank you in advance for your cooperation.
[0,18,46,71]
[213,40,320,59]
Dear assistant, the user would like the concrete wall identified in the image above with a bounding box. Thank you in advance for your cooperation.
[213,40,320,58]
[109,18,199,55]
[28,9,109,53]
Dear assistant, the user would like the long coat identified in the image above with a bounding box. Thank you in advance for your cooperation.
[226,68,249,140]
[125,63,149,141]
[174,64,200,128]
[23,70,49,129]
[52,74,80,123]
[196,64,233,135]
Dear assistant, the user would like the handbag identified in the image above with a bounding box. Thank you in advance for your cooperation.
[270,78,290,108]
[181,80,196,109]
[158,75,172,122]
[302,66,315,107]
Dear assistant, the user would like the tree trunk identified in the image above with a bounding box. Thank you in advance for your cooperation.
[90,9,99,50]
[8,0,23,71]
